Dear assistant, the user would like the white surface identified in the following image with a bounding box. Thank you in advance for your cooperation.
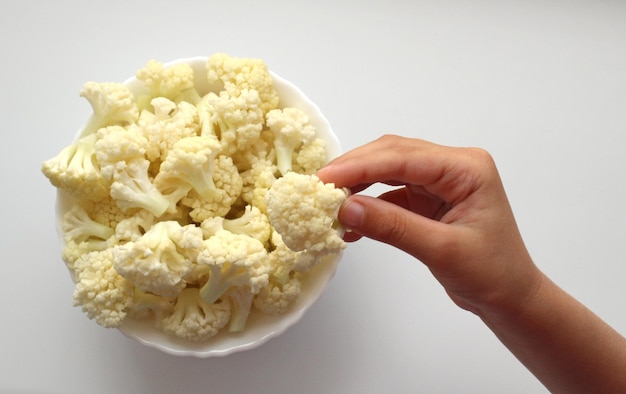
[1,1,625,393]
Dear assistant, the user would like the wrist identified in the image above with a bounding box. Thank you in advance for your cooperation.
[476,269,626,393]
[475,261,548,329]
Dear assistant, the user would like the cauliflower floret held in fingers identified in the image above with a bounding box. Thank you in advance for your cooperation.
[266,172,348,255]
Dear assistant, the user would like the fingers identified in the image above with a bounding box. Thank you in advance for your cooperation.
[338,194,451,262]
[321,135,508,265]
[322,135,540,321]
[318,135,477,206]
[341,187,446,243]
[377,185,451,220]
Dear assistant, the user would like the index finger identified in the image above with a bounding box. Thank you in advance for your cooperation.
[318,134,479,206]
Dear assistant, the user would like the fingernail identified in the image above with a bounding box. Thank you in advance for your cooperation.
[340,199,364,228]
[315,165,332,182]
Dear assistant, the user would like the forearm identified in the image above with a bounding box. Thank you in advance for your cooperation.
[480,272,626,393]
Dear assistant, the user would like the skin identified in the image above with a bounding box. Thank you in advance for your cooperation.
[317,134,626,393]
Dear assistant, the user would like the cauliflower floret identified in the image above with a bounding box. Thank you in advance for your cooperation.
[95,126,171,217]
[60,202,117,274]
[128,288,175,321]
[240,158,277,213]
[95,125,148,175]
[109,160,171,217]
[181,155,243,222]
[223,205,271,246]
[153,135,223,211]
[78,81,139,138]
[254,276,301,316]
[198,214,224,239]
[114,209,155,243]
[254,231,303,315]
[196,230,270,304]
[266,231,295,283]
[82,196,129,230]
[206,53,279,114]
[224,285,255,333]
[201,204,271,246]
[113,221,203,297]
[62,239,110,275]
[293,137,328,175]
[266,172,347,254]
[160,287,231,342]
[41,133,110,201]
[265,107,317,176]
[138,97,200,164]
[61,204,114,244]
[230,128,275,172]
[198,89,264,156]
[72,248,134,328]
[267,230,323,278]
[135,59,201,107]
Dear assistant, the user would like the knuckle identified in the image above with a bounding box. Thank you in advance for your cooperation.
[377,211,409,245]
[376,133,411,148]
[377,133,401,143]
[465,147,497,169]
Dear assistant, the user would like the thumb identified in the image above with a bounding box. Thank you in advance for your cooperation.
[339,194,450,263]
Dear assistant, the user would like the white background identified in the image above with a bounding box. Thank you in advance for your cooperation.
[1,1,625,393]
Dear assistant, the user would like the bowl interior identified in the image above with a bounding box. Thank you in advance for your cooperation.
[56,56,342,357]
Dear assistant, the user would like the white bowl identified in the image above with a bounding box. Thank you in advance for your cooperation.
[56,56,342,357]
